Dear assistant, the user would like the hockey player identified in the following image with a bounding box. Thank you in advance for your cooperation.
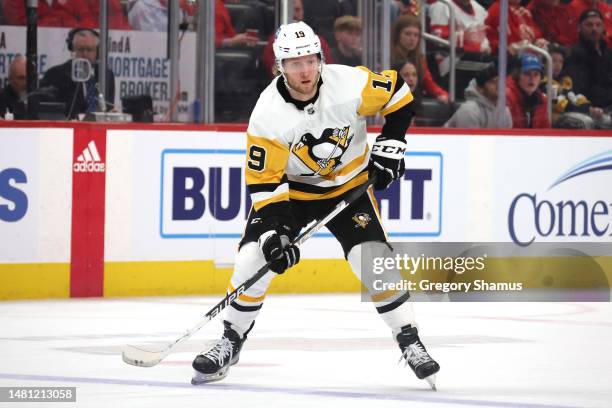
[192,21,440,389]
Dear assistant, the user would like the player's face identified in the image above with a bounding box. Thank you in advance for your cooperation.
[519,70,542,95]
[399,62,418,90]
[399,26,420,51]
[283,54,320,99]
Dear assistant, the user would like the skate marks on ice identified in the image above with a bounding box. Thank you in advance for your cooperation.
[0,373,583,408]
[48,334,529,356]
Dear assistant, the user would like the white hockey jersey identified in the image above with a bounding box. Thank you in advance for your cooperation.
[245,64,413,214]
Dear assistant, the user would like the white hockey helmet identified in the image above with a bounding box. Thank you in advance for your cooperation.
[273,21,322,73]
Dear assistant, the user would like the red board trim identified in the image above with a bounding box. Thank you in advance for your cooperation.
[0,120,611,137]
[70,127,107,297]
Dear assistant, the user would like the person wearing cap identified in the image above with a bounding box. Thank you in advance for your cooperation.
[568,0,612,47]
[330,15,363,67]
[444,62,512,128]
[506,53,551,128]
[565,9,612,109]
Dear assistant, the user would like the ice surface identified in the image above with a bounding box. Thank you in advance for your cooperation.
[1,295,611,408]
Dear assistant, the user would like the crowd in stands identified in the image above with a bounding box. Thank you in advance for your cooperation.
[0,0,611,128]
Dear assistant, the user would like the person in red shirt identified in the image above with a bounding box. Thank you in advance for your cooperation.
[216,0,258,47]
[529,0,579,47]
[485,0,549,55]
[85,0,131,29]
[506,53,550,128]
[567,0,612,47]
[2,0,96,27]
[3,0,130,29]
[261,0,333,77]
[391,15,449,103]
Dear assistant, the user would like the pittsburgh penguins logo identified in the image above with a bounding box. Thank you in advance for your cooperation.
[352,212,371,229]
[292,126,353,176]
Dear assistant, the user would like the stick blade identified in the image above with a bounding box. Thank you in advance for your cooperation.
[122,344,168,367]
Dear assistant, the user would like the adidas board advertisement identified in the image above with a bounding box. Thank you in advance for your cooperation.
[73,141,106,173]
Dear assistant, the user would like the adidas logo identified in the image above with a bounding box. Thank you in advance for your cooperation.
[73,140,105,173]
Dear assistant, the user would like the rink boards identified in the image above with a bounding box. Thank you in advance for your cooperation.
[1,123,611,299]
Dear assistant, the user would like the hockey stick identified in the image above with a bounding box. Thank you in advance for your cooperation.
[122,175,376,367]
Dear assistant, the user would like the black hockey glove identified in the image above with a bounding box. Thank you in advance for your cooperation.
[258,219,300,274]
[369,135,407,190]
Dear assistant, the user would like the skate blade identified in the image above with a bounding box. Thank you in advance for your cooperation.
[191,366,230,385]
[425,375,437,391]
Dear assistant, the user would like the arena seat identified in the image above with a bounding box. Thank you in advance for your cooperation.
[214,49,263,122]
[414,98,457,127]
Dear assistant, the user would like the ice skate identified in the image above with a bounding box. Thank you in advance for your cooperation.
[191,321,247,384]
[396,324,440,390]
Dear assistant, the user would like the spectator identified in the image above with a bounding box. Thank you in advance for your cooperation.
[529,0,579,47]
[445,62,512,128]
[565,9,612,109]
[211,0,258,47]
[396,60,420,95]
[128,0,196,31]
[391,15,449,103]
[542,43,604,126]
[4,0,129,28]
[40,28,115,118]
[2,0,95,27]
[568,0,612,47]
[397,0,420,17]
[0,56,27,119]
[394,60,422,121]
[262,0,333,77]
[429,0,490,53]
[485,0,549,55]
[506,53,550,128]
[330,15,362,67]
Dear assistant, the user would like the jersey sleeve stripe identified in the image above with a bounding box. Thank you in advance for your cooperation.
[253,191,290,211]
[250,183,289,205]
[381,83,414,117]
[248,175,289,194]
